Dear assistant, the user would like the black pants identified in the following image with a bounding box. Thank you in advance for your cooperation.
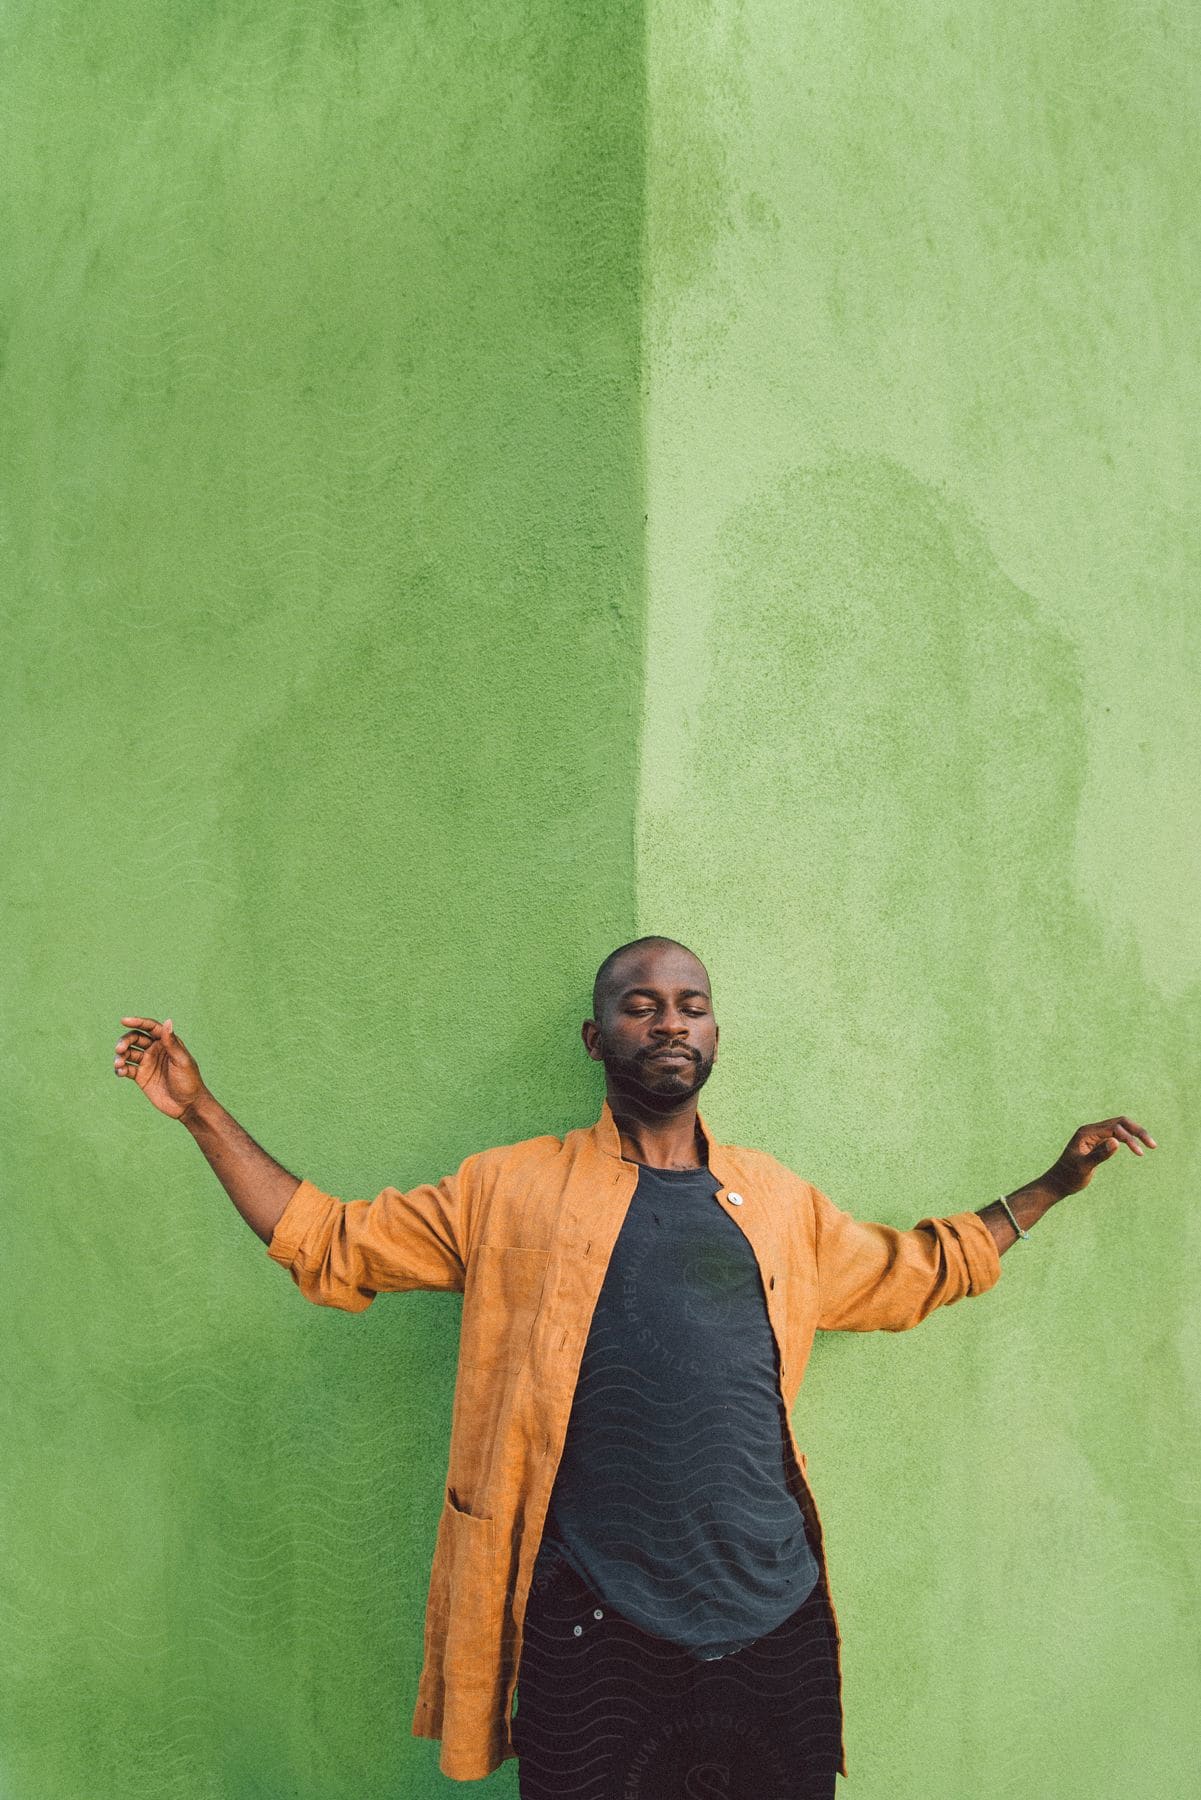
[512,1549,843,1800]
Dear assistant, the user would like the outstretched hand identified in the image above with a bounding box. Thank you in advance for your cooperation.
[113,1016,207,1122]
[1047,1115,1157,1196]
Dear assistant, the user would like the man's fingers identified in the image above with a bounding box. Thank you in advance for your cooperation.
[114,1017,166,1075]
[1080,1117,1158,1160]
[115,1018,179,1054]
[114,1016,183,1089]
[1116,1115,1157,1148]
[1103,1116,1157,1154]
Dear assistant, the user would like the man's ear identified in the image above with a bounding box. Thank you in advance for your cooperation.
[581,1019,602,1061]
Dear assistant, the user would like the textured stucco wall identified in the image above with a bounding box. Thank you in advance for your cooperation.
[4,3,1198,1797]
[0,6,641,1797]
[641,3,1200,1795]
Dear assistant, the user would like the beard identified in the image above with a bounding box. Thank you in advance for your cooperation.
[599,1038,717,1113]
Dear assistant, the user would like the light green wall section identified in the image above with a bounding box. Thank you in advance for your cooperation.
[642,3,1199,1794]
[0,5,642,1797]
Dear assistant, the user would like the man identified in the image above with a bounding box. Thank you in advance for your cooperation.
[113,936,1156,1799]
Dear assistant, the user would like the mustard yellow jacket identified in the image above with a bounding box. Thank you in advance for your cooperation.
[266,1098,1003,1781]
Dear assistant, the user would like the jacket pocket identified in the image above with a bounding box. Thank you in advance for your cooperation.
[459,1243,551,1371]
[440,1488,499,1685]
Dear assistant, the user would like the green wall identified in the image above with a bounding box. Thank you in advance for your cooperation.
[3,3,1197,1796]
[0,5,642,1797]
[642,3,1200,1795]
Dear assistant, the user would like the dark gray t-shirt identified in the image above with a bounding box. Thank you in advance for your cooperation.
[537,1160,821,1657]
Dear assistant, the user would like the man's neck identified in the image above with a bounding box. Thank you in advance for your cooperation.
[606,1094,707,1170]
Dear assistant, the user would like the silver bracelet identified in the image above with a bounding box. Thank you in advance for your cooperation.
[998,1194,1030,1240]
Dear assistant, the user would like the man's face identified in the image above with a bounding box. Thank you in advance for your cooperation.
[582,945,719,1108]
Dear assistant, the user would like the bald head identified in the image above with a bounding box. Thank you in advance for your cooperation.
[591,936,711,1024]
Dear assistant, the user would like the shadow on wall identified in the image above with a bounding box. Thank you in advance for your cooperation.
[654,454,1137,1180]
[208,576,626,1168]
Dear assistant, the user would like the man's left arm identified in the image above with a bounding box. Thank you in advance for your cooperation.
[977,1114,1157,1255]
[813,1113,1157,1332]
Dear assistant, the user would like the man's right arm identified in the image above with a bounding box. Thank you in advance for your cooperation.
[113,1015,472,1310]
[114,1015,302,1245]
[179,1089,302,1247]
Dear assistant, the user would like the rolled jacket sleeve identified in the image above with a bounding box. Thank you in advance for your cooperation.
[266,1158,475,1311]
[811,1182,1002,1332]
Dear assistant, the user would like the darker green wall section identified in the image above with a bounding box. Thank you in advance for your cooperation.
[0,5,641,1796]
